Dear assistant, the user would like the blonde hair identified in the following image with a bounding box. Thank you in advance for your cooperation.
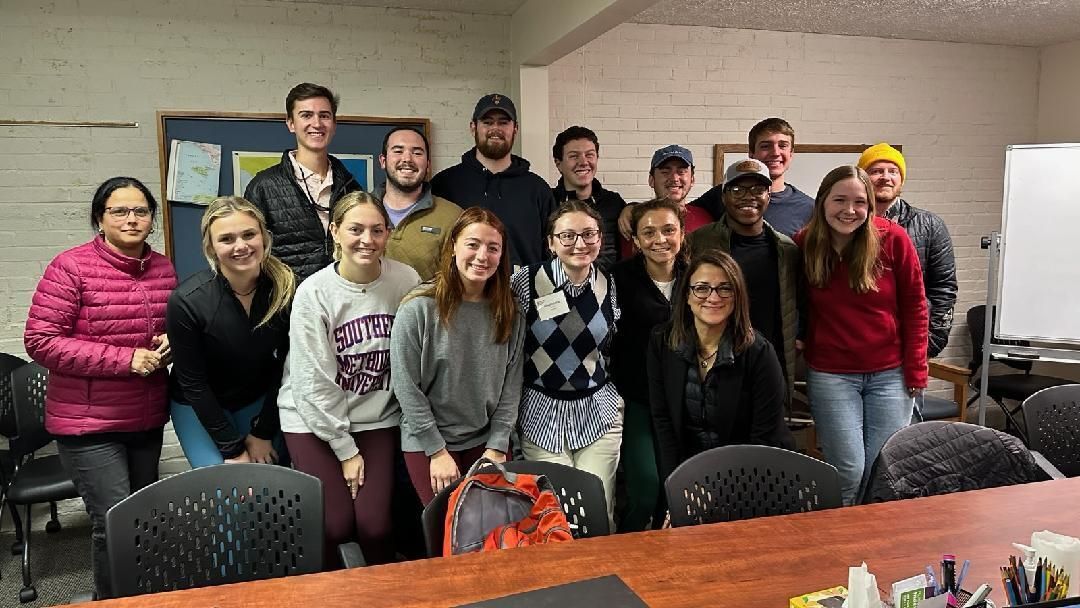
[802,166,881,293]
[201,196,295,328]
[330,191,391,261]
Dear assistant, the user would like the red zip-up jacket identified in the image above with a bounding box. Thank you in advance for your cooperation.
[795,216,928,388]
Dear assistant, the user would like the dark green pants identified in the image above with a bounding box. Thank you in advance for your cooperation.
[617,398,662,532]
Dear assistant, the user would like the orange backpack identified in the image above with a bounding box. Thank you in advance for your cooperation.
[443,458,574,556]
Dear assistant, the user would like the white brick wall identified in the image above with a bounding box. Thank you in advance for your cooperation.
[549,23,1040,381]
[0,0,511,498]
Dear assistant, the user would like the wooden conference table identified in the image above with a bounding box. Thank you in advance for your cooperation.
[86,477,1080,607]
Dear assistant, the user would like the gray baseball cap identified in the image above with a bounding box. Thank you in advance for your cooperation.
[724,158,772,187]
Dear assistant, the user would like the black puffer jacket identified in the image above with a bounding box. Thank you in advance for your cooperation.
[243,152,360,282]
[864,421,1047,503]
[882,198,957,358]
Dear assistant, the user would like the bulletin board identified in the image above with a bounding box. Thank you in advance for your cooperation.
[157,111,430,280]
[711,144,901,196]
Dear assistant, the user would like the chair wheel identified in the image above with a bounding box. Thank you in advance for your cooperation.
[10,540,23,555]
[45,519,61,533]
[19,587,37,603]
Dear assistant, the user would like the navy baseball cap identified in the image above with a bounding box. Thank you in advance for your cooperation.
[650,145,694,170]
[472,93,517,122]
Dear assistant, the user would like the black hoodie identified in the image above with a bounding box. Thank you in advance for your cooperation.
[431,148,556,267]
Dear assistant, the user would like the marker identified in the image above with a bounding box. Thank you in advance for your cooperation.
[961,583,992,608]
[956,559,970,593]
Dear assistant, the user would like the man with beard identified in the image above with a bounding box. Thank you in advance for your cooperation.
[431,94,555,268]
[690,118,815,238]
[245,82,361,282]
[858,143,957,361]
[374,127,461,281]
[551,125,626,272]
[645,145,713,234]
[686,158,800,405]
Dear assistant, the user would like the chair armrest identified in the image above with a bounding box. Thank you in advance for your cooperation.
[1031,450,1066,480]
[928,360,972,382]
[338,541,367,568]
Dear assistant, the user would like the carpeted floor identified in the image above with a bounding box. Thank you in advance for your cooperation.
[0,505,93,607]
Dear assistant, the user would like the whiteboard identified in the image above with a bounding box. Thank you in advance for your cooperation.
[711,144,872,200]
[996,143,1080,344]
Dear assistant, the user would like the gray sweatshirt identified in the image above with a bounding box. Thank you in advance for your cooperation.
[278,259,421,461]
[391,294,525,456]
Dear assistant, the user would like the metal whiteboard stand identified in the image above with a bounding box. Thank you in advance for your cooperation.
[979,232,1080,429]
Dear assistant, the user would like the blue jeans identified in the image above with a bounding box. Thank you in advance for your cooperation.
[170,398,287,468]
[807,366,914,506]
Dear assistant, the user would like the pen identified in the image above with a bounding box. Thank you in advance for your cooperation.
[956,559,970,592]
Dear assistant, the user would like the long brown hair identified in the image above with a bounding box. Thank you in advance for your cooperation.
[201,196,295,328]
[802,165,881,293]
[408,207,516,344]
[668,250,754,354]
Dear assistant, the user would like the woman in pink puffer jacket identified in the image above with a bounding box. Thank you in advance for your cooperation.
[23,176,177,600]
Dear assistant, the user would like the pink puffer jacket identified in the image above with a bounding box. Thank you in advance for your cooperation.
[24,236,178,435]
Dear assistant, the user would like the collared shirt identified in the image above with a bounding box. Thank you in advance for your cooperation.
[289,151,335,231]
[512,259,622,453]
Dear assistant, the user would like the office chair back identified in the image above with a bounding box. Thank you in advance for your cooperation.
[864,421,1052,503]
[664,445,841,527]
[0,353,26,439]
[105,464,324,598]
[9,363,51,459]
[1023,385,1080,477]
[967,305,1033,375]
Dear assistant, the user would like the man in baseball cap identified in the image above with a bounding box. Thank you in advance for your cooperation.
[687,157,801,403]
[431,93,555,267]
[646,144,713,233]
[857,143,956,364]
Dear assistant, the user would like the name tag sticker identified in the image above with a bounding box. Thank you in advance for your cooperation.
[534,292,570,321]
[420,226,441,234]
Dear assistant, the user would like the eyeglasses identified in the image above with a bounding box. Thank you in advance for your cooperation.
[104,206,151,219]
[725,184,769,198]
[690,283,735,300]
[553,229,601,247]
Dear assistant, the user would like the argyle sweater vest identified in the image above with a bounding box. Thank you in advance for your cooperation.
[522,263,616,396]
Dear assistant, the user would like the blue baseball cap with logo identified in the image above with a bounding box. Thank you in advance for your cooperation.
[650,145,694,170]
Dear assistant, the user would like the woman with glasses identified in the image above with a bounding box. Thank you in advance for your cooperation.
[794,166,927,505]
[609,198,686,531]
[167,197,294,468]
[511,200,622,526]
[24,176,177,599]
[647,250,793,487]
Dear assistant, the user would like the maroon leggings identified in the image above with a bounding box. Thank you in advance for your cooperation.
[403,444,491,506]
[284,428,396,566]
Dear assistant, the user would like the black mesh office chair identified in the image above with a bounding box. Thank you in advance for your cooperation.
[663,445,841,527]
[1022,385,1080,477]
[864,421,1063,504]
[0,353,28,553]
[967,305,1070,442]
[6,362,79,603]
[105,463,342,598]
[420,460,609,558]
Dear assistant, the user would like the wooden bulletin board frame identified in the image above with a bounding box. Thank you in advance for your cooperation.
[156,111,430,280]
[711,143,901,187]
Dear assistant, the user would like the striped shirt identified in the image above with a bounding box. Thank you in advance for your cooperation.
[511,260,621,453]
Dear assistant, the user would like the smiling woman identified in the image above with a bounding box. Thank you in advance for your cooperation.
[166,196,295,471]
[794,165,928,505]
[647,250,793,490]
[391,207,523,506]
[276,190,420,567]
[24,176,178,599]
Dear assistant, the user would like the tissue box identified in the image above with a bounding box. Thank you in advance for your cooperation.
[790,586,848,608]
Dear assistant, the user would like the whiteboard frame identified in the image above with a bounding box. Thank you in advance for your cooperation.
[711,144,895,186]
[995,142,1080,345]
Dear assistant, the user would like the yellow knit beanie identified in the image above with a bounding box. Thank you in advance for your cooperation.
[857,143,906,182]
